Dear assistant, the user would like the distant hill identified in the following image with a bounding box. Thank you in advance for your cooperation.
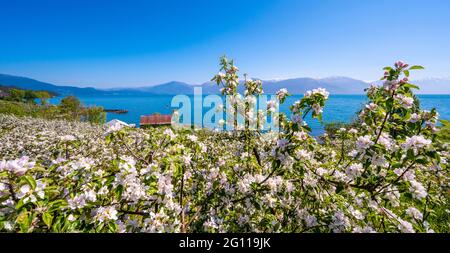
[261,76,369,94]
[134,81,196,94]
[145,77,369,95]
[1,73,449,96]
[413,78,450,94]
[0,74,110,96]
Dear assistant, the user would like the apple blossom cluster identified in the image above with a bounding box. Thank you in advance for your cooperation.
[0,59,448,233]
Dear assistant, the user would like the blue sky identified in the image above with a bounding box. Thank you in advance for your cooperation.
[1,0,450,88]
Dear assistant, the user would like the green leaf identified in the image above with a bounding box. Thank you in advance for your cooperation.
[42,212,53,228]
[335,183,344,194]
[108,222,117,232]
[406,149,415,160]
[23,175,37,190]
[439,119,450,126]
[0,194,11,203]
[115,185,123,199]
[409,65,424,70]
[48,199,68,212]
[16,210,30,232]
[15,199,25,210]
[403,70,410,77]
[105,134,112,144]
[418,159,429,165]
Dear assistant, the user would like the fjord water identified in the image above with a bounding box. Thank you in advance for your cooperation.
[50,95,450,136]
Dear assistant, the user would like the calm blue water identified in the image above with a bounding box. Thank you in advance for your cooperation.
[50,95,450,135]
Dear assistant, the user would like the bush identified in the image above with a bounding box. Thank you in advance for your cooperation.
[80,106,106,124]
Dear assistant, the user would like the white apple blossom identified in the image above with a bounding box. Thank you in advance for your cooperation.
[409,180,427,200]
[346,163,364,179]
[60,135,76,142]
[394,94,414,109]
[403,135,431,150]
[365,103,378,111]
[290,114,303,125]
[276,88,288,101]
[93,206,118,222]
[405,207,423,221]
[409,113,421,123]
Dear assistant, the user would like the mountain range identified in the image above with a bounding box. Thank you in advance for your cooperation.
[0,73,449,97]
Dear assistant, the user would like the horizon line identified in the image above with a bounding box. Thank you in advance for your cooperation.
[1,72,450,90]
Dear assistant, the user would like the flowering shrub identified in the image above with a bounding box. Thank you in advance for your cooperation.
[0,59,448,233]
